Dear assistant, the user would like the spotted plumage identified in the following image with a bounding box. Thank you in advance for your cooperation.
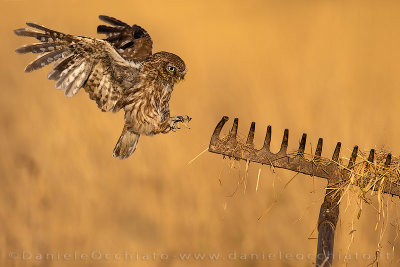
[14,15,190,159]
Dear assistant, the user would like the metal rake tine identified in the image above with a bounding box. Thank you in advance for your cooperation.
[263,125,272,150]
[314,138,323,159]
[246,122,255,146]
[279,129,289,154]
[211,116,229,141]
[298,133,307,156]
[368,149,375,163]
[347,146,358,169]
[332,142,341,162]
[229,118,239,138]
[385,153,392,167]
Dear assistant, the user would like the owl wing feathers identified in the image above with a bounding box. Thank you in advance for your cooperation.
[14,22,140,112]
[97,15,153,62]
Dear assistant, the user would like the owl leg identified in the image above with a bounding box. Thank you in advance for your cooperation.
[113,125,140,159]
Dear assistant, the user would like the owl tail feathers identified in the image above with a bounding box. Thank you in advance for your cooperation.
[112,126,140,160]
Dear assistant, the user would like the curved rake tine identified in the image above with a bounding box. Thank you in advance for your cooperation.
[332,142,341,163]
[367,149,375,164]
[229,118,238,138]
[298,133,307,156]
[347,146,358,169]
[263,125,272,150]
[279,129,289,155]
[209,116,229,149]
[246,122,255,146]
[315,138,323,158]
[385,153,392,167]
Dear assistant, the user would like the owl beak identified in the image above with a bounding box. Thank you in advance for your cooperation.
[175,74,185,84]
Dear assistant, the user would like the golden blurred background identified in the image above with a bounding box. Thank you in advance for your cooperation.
[2,0,400,266]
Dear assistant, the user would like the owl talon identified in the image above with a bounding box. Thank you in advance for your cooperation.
[171,115,191,123]
[176,116,184,122]
[181,115,191,129]
[166,115,192,133]
[183,115,191,122]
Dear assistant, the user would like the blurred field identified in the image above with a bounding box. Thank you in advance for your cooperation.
[2,0,400,266]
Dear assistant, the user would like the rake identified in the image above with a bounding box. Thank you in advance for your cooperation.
[208,116,400,267]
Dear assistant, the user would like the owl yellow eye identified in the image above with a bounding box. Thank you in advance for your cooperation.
[168,66,175,72]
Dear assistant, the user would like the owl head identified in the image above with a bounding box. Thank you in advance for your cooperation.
[144,51,187,85]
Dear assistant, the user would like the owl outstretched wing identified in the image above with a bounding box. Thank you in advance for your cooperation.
[97,15,153,62]
[14,22,140,112]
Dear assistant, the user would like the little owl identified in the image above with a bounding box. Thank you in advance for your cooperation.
[14,15,191,159]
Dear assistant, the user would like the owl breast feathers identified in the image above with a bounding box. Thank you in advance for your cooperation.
[14,15,191,159]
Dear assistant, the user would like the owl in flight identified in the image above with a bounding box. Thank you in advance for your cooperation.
[14,15,191,159]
